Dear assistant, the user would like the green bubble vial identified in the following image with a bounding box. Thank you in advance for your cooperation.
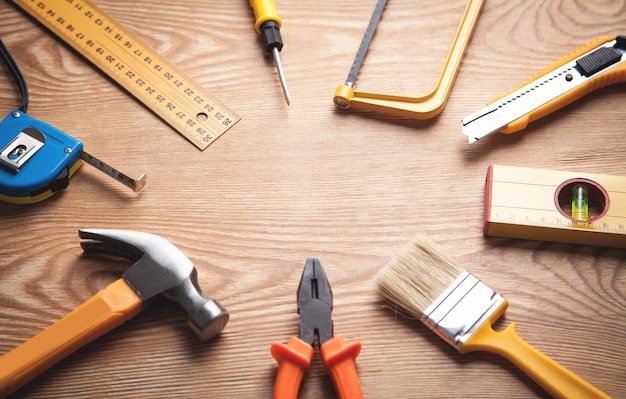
[572,184,589,221]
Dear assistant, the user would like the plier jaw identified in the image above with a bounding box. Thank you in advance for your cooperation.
[297,257,334,348]
[271,258,363,399]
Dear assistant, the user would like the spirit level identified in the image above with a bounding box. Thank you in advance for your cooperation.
[485,165,626,249]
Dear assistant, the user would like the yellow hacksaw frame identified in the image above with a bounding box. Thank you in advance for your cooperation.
[333,0,484,119]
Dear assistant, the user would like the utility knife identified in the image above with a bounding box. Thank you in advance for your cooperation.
[462,35,626,143]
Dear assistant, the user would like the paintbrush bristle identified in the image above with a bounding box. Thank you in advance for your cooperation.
[376,236,465,318]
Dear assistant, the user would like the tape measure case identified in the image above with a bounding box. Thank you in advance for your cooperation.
[0,111,83,204]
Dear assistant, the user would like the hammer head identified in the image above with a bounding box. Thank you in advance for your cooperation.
[79,228,229,341]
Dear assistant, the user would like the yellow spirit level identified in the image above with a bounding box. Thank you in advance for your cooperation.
[484,165,626,249]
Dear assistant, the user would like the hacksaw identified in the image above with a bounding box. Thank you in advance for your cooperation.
[333,0,484,119]
[10,0,240,150]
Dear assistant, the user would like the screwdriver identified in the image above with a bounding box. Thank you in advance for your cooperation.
[249,0,291,105]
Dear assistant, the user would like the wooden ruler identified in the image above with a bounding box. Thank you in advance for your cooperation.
[11,0,240,150]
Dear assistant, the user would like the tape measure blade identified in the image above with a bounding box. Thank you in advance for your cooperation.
[12,0,240,150]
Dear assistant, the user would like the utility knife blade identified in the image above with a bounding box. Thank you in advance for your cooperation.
[462,35,626,144]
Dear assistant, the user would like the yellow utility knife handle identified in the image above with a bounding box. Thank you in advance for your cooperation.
[462,318,610,399]
[249,0,282,34]
[0,278,143,398]
[492,35,626,134]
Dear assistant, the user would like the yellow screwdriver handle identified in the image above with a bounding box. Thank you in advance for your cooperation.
[249,0,282,33]
[462,321,611,399]
[0,278,143,398]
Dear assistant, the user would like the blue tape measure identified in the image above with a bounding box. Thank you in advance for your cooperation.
[0,110,147,204]
[0,37,145,204]
[0,110,84,204]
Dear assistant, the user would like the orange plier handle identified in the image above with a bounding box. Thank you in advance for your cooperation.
[271,335,362,399]
[320,336,363,399]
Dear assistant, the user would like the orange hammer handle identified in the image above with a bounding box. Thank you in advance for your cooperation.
[0,278,143,398]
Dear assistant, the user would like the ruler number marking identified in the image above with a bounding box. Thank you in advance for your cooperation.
[98,7,223,138]
[494,209,626,233]
[47,0,222,124]
[15,0,239,149]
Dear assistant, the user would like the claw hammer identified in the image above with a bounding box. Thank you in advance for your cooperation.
[0,229,229,397]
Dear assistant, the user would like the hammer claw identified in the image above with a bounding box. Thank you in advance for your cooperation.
[79,228,165,258]
[80,240,144,261]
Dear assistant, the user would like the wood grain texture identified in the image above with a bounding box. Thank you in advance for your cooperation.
[0,0,625,397]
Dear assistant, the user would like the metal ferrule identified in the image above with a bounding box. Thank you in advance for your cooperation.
[421,271,505,349]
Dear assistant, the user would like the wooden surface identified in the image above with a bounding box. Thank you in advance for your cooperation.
[0,0,625,397]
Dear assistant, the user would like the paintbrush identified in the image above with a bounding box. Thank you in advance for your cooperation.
[376,236,610,399]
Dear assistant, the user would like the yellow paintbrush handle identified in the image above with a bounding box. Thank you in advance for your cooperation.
[461,321,610,399]
[0,278,143,398]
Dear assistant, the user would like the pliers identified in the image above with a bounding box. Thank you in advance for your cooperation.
[270,257,363,399]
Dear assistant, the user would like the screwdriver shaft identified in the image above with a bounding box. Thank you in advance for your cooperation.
[250,0,290,105]
[272,47,291,105]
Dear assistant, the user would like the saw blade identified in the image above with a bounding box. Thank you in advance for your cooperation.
[345,0,388,87]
